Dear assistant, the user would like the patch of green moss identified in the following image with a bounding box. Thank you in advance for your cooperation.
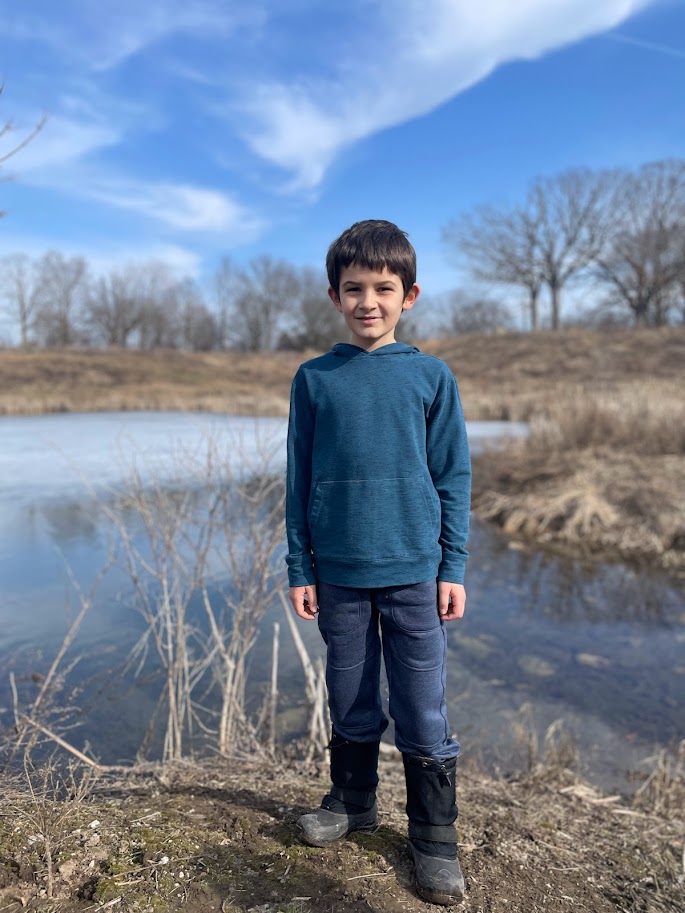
[93,875,122,903]
[353,827,405,853]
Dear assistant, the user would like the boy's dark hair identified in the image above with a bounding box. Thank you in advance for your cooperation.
[326,219,417,296]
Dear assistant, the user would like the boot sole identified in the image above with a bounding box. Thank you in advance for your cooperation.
[415,882,465,906]
[299,821,378,848]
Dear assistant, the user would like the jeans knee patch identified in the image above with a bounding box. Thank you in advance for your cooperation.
[392,630,445,671]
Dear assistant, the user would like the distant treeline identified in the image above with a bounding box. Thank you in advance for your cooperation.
[2,159,684,351]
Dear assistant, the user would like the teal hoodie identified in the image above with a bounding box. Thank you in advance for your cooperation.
[285,341,471,589]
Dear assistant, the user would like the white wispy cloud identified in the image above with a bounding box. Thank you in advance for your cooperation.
[608,32,685,60]
[21,156,263,237]
[4,116,122,172]
[5,107,262,238]
[4,0,265,72]
[0,235,203,279]
[236,0,658,190]
[83,177,263,237]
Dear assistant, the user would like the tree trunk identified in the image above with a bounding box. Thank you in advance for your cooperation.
[634,300,649,326]
[550,285,561,330]
[529,288,538,331]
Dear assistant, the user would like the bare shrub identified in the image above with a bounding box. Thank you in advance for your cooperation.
[634,740,685,816]
[5,424,328,774]
[97,427,289,762]
[198,435,287,758]
[3,754,97,898]
[511,705,579,783]
[529,385,685,456]
[7,554,114,771]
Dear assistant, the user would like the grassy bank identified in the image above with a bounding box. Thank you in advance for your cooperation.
[1,327,684,572]
[0,349,300,417]
[1,327,683,421]
[1,752,683,913]
[471,383,685,574]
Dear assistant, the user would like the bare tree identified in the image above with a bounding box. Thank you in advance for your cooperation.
[135,262,182,350]
[592,160,685,326]
[445,167,619,330]
[84,265,147,347]
[528,167,619,329]
[0,253,44,346]
[32,251,88,347]
[214,255,238,350]
[172,277,217,351]
[678,238,685,323]
[278,266,343,350]
[444,289,513,335]
[232,255,299,351]
[443,203,544,330]
[298,266,341,349]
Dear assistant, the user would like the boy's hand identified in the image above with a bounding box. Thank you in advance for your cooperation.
[289,585,319,620]
[438,582,466,621]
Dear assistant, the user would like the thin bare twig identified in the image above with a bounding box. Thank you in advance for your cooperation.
[19,716,104,771]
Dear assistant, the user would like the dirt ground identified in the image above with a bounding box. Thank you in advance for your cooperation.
[1,755,683,913]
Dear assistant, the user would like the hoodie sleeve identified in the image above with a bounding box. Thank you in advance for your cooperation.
[285,367,317,587]
[426,364,471,584]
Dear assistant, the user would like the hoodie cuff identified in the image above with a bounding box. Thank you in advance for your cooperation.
[287,561,317,588]
[437,557,466,585]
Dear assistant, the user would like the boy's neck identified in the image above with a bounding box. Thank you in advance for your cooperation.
[349,332,397,352]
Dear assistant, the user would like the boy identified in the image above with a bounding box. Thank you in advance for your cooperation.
[286,220,470,906]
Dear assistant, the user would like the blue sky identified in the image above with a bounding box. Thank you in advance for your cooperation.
[1,0,683,301]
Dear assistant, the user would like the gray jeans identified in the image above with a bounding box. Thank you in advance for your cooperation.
[316,579,460,762]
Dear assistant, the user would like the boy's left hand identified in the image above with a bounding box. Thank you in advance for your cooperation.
[438,582,466,620]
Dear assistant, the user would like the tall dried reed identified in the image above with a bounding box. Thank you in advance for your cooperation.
[528,382,685,456]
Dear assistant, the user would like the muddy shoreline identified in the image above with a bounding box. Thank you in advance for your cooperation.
[1,754,683,913]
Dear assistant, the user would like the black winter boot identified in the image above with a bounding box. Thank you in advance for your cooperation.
[403,753,464,905]
[298,733,379,847]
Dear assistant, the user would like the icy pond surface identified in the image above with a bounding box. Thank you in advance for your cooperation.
[1,411,682,791]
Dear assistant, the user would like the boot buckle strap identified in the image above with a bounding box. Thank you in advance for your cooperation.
[329,785,376,809]
[408,822,457,842]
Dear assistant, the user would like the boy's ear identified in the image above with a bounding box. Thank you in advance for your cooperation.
[402,283,420,312]
[328,286,342,311]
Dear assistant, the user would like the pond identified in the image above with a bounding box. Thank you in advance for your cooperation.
[0,412,683,792]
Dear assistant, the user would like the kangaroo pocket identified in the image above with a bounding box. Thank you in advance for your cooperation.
[309,475,440,561]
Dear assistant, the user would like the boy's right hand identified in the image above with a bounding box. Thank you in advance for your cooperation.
[289,585,318,620]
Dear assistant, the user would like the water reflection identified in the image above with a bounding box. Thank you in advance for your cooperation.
[0,413,683,791]
[27,499,102,543]
[481,523,682,625]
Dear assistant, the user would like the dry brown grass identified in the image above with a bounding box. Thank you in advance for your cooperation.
[526,383,685,455]
[474,443,685,569]
[2,328,684,570]
[0,348,306,417]
[446,328,685,570]
[2,326,683,420]
[424,324,685,422]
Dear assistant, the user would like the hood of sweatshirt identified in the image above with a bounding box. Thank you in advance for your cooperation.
[330,342,419,358]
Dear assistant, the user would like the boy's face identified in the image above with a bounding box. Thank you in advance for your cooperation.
[328,265,419,351]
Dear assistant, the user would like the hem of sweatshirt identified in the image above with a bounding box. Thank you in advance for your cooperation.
[314,555,441,589]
